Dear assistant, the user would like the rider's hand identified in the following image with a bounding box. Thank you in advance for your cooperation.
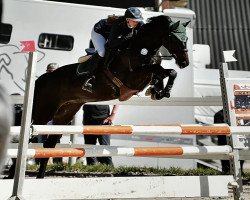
[123,32,133,40]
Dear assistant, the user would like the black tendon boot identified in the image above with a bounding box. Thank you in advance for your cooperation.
[145,77,163,99]
[82,54,103,91]
[163,85,173,98]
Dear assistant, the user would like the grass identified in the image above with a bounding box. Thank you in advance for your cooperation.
[26,162,227,176]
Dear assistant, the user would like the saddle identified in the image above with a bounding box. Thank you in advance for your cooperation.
[76,49,96,75]
[77,48,139,101]
[78,55,92,64]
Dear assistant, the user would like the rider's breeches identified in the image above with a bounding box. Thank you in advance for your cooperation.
[91,28,106,57]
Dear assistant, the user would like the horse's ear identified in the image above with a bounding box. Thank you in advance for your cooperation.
[170,21,180,31]
[182,20,190,27]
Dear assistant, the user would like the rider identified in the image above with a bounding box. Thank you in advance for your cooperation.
[82,7,144,90]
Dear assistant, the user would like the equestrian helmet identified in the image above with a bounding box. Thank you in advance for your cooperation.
[125,7,143,22]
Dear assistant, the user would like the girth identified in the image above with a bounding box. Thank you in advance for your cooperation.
[104,70,139,101]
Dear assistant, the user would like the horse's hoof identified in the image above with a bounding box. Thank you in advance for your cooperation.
[164,92,170,98]
[145,87,152,96]
[155,93,163,100]
[151,93,163,100]
[151,94,156,100]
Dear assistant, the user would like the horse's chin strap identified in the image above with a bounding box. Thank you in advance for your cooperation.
[104,70,139,101]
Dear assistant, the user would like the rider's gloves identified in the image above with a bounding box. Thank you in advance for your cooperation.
[123,32,133,41]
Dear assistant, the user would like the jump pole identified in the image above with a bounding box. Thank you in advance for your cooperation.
[6,145,232,159]
[87,96,223,106]
[10,96,223,106]
[27,124,250,136]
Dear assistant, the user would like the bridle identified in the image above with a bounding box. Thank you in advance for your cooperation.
[126,26,188,70]
[157,32,188,60]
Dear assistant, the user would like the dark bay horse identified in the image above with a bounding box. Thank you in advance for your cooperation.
[33,15,190,178]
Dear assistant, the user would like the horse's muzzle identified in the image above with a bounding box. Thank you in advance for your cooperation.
[178,60,189,68]
[175,57,189,68]
[176,52,189,69]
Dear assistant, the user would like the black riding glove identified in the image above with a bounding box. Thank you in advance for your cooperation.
[123,32,133,41]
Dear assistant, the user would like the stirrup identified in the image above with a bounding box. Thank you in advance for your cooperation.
[82,76,94,91]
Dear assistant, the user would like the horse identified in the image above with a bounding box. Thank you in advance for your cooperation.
[32,15,190,178]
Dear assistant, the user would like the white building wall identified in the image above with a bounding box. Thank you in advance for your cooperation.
[2,0,198,168]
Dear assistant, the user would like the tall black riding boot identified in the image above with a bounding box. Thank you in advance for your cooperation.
[82,54,103,91]
[103,48,114,69]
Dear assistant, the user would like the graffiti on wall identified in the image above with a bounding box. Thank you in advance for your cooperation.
[0,44,45,94]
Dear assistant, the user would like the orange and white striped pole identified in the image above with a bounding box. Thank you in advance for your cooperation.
[7,145,232,159]
[25,124,250,136]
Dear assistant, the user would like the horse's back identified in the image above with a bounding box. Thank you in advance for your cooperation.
[36,63,79,91]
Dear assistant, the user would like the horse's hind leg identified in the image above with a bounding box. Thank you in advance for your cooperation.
[36,102,84,179]
[37,134,62,179]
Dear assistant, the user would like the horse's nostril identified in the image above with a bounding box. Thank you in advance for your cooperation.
[178,61,189,69]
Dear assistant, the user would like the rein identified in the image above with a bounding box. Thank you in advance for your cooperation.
[153,55,173,59]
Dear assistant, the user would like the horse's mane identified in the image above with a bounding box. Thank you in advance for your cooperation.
[144,15,188,43]
[134,15,172,42]
[146,15,172,31]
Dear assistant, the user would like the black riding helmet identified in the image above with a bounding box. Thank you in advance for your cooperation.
[124,7,143,22]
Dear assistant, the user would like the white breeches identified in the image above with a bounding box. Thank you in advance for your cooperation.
[91,28,106,57]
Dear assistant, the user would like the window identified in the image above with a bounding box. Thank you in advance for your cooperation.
[0,23,12,44]
[38,33,74,51]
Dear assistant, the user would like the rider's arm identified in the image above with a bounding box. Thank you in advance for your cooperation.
[107,22,131,49]
[93,19,107,35]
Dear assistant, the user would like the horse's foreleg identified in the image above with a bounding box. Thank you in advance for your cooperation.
[152,74,164,92]
[149,65,177,99]
[162,69,177,98]
[37,134,62,179]
[147,74,164,100]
